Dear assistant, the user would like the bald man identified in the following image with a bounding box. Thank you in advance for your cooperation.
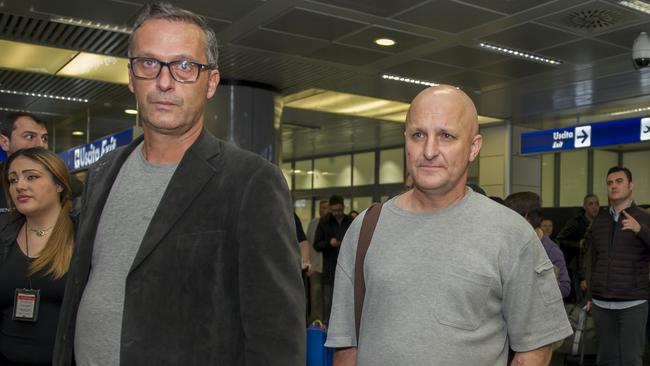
[325,86,572,366]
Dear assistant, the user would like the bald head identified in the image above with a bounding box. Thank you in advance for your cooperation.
[406,85,479,136]
[403,84,483,200]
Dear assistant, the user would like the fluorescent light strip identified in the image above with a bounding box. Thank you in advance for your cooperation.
[0,107,62,116]
[0,89,88,103]
[382,74,438,87]
[51,16,132,34]
[610,106,650,116]
[619,0,650,15]
[479,42,562,65]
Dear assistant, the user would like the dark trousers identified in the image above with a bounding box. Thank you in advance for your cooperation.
[322,282,333,325]
[592,301,648,366]
[308,272,324,324]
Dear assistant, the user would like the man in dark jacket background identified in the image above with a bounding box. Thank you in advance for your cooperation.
[587,166,650,366]
[314,194,351,324]
[556,193,600,304]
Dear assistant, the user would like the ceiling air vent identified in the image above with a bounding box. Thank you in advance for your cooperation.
[565,9,620,29]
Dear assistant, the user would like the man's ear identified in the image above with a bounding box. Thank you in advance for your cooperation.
[0,134,11,153]
[206,69,220,99]
[469,134,482,162]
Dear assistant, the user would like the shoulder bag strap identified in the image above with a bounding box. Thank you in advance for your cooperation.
[354,202,383,343]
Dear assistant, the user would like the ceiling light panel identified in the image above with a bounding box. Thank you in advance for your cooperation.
[284,88,410,122]
[57,52,129,84]
[610,106,650,116]
[479,42,562,65]
[284,88,502,125]
[619,0,650,15]
[0,40,78,74]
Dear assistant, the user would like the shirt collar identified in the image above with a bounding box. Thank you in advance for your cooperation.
[609,201,636,222]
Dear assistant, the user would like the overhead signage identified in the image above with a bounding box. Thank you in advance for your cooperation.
[58,128,133,171]
[520,116,650,154]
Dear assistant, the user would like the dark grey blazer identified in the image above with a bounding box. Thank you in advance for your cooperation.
[53,130,305,365]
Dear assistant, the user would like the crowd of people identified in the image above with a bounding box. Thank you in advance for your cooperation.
[0,2,648,366]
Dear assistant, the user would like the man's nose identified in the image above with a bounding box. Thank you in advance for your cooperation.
[423,137,439,159]
[156,64,175,91]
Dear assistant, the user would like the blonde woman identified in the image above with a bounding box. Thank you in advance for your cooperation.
[0,147,75,365]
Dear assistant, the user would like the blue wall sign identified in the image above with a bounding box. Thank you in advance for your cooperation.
[58,128,134,171]
[521,116,650,154]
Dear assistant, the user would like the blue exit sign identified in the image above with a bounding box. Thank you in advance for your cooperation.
[521,116,650,154]
[58,128,134,171]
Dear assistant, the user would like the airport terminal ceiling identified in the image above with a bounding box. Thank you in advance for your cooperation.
[3,0,650,159]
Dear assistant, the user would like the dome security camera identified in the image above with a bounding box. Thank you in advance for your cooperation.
[633,32,650,69]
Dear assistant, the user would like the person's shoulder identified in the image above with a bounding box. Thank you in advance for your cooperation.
[632,205,650,216]
[541,235,561,251]
[631,205,650,224]
[0,214,23,244]
[470,192,527,226]
[214,135,274,171]
[592,209,610,224]
[318,213,332,225]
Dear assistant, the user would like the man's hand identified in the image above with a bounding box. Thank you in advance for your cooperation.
[511,345,552,366]
[299,240,314,276]
[621,210,641,234]
[585,300,592,313]
[301,261,314,276]
[580,280,588,292]
[330,238,341,248]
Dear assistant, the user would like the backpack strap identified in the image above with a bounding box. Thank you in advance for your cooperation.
[354,202,383,343]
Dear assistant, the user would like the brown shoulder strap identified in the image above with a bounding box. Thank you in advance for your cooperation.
[354,202,383,343]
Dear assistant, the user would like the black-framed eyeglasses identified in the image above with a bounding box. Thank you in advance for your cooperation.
[129,57,214,83]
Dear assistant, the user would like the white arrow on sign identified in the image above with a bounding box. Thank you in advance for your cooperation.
[642,117,650,141]
[574,125,591,148]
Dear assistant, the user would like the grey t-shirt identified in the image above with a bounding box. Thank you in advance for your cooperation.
[74,144,178,366]
[325,189,573,366]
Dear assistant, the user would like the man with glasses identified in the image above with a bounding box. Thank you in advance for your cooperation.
[54,3,304,366]
[314,195,351,324]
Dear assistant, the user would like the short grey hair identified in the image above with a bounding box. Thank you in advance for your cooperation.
[128,2,219,68]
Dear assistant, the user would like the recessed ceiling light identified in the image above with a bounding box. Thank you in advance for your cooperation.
[72,131,85,136]
[124,109,138,115]
[478,42,562,65]
[374,38,396,47]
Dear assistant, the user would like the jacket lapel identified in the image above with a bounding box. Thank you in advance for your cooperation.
[129,131,222,274]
